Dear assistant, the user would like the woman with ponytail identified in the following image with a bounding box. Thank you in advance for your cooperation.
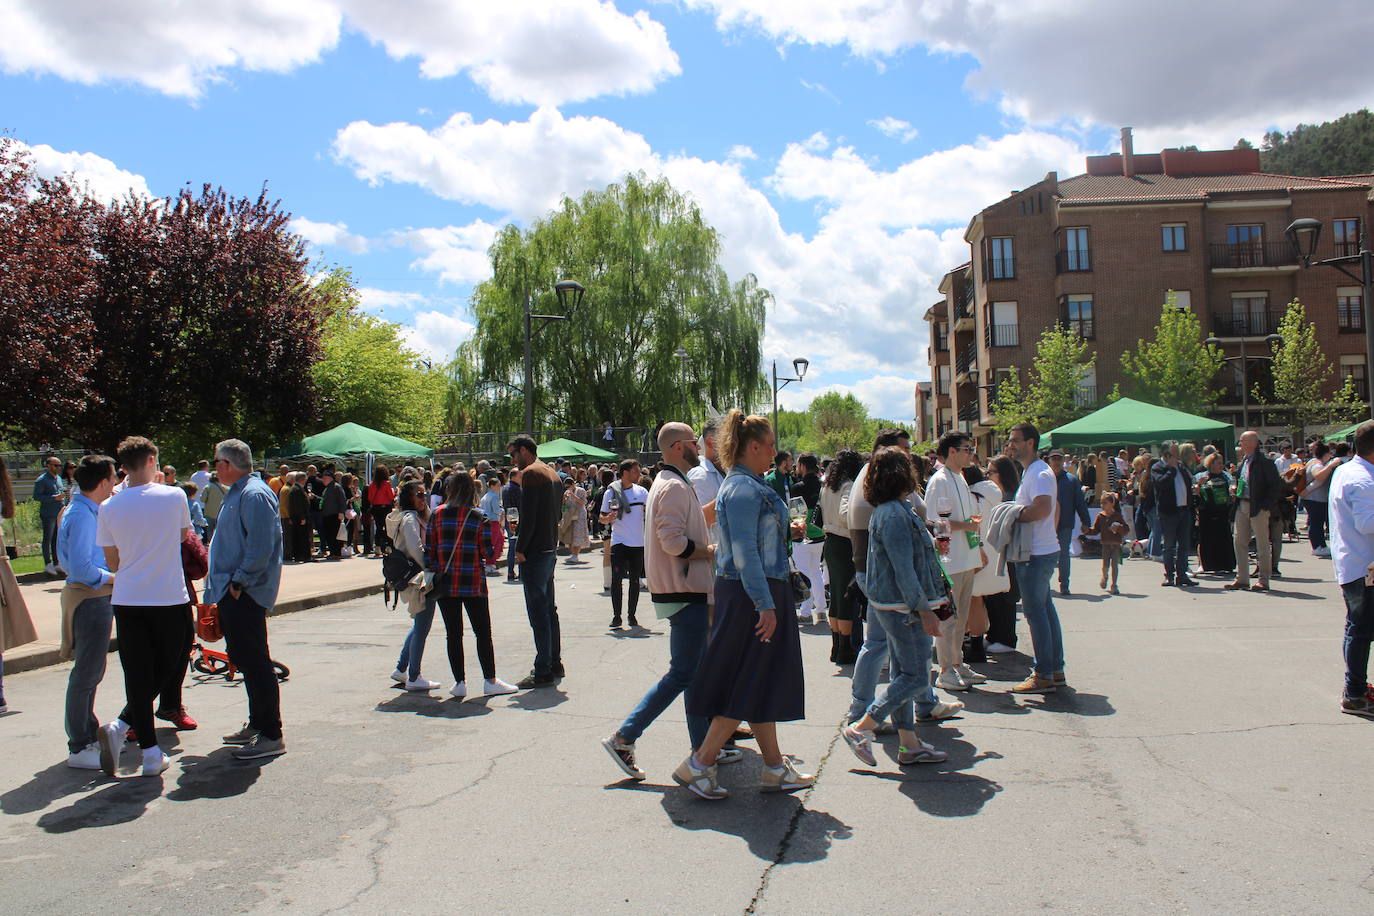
[674,410,814,800]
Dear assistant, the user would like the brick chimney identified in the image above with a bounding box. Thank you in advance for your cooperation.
[1121,126,1134,177]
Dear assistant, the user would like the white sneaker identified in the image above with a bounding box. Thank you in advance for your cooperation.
[1314,547,1331,558]
[957,664,988,685]
[389,669,406,683]
[935,669,970,691]
[67,743,102,770]
[483,678,518,697]
[405,677,440,692]
[984,642,1015,654]
[140,750,171,778]
[97,720,129,776]
[44,563,58,576]
[449,681,467,699]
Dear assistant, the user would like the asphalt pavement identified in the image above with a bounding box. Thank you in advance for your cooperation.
[1,548,1371,914]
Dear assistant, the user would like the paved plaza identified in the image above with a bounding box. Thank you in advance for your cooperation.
[1,549,1371,914]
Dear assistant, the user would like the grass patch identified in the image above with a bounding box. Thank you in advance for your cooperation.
[9,554,45,576]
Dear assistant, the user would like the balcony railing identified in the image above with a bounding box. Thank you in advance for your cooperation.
[986,258,1015,280]
[933,334,948,352]
[1335,241,1361,258]
[955,341,978,377]
[1211,309,1283,337]
[960,277,974,312]
[1348,377,1370,400]
[1207,241,1297,269]
[986,322,1019,348]
[1056,249,1092,273]
[1074,386,1097,408]
[958,400,979,422]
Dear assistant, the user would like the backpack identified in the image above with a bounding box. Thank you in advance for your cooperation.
[381,511,423,609]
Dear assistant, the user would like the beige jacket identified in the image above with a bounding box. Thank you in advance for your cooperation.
[644,465,712,604]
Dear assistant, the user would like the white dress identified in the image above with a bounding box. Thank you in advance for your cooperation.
[969,480,1010,596]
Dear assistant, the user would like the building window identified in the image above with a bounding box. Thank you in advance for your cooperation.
[933,321,948,351]
[1335,218,1361,257]
[1338,286,1364,333]
[1076,368,1098,408]
[1340,354,1368,400]
[1162,224,1186,251]
[1059,227,1091,272]
[987,236,1015,279]
[1061,294,1095,339]
[937,365,950,396]
[1167,289,1192,311]
[986,301,1019,347]
[1226,292,1270,336]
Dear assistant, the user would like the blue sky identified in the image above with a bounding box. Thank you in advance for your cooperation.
[4,0,1372,421]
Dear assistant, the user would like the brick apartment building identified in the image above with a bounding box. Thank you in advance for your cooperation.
[922,129,1373,450]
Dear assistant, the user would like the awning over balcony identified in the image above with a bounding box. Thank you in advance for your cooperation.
[1041,398,1234,454]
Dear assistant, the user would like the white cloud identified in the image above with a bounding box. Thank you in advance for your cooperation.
[688,0,1374,138]
[0,0,677,106]
[338,0,679,106]
[0,0,340,98]
[868,116,917,143]
[18,142,152,201]
[400,309,476,363]
[799,78,838,103]
[391,220,501,285]
[356,287,426,313]
[289,217,369,255]
[727,145,758,161]
[334,108,656,219]
[779,375,920,422]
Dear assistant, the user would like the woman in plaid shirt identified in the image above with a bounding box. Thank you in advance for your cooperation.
[425,473,518,699]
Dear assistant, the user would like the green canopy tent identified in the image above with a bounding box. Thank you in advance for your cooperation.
[267,422,434,463]
[1041,398,1235,454]
[537,438,618,462]
[1329,420,1363,441]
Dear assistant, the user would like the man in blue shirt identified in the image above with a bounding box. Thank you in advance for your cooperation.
[33,455,66,575]
[56,455,118,770]
[1329,421,1374,718]
[206,438,285,760]
[1048,451,1091,595]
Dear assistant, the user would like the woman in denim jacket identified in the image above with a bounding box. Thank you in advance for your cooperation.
[841,446,955,767]
[675,410,814,801]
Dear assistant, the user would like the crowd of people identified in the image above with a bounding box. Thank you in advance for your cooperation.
[4,413,1374,792]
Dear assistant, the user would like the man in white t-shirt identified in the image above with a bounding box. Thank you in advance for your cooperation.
[600,459,649,628]
[94,436,192,779]
[189,459,211,494]
[925,432,987,692]
[686,416,725,547]
[1007,422,1064,696]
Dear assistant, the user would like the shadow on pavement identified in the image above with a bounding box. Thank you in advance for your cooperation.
[374,695,496,719]
[35,776,165,833]
[506,688,568,711]
[1016,686,1115,716]
[658,790,851,862]
[167,747,267,801]
[607,628,659,640]
[956,690,1032,716]
[1,761,105,816]
[851,730,1003,817]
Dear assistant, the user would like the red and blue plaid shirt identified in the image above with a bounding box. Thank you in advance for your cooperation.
[425,505,493,597]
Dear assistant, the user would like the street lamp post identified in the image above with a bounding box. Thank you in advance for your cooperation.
[771,357,809,432]
[1205,332,1283,430]
[1286,218,1374,420]
[522,278,585,435]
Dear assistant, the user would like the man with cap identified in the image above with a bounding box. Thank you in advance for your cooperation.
[600,422,741,780]
[1049,449,1091,595]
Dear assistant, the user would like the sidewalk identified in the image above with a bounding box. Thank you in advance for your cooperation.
[5,555,388,675]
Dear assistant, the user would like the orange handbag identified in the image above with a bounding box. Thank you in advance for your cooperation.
[189,581,221,642]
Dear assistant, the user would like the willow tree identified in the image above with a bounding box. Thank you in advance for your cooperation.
[464,173,768,431]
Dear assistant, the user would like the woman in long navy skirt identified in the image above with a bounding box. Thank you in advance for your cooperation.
[675,409,814,800]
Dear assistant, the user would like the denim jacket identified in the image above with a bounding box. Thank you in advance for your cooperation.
[865,499,946,613]
[206,475,283,608]
[715,465,790,610]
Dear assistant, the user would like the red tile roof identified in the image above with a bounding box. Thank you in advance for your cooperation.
[1057,171,1371,206]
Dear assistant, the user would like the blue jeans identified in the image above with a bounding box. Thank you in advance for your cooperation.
[1056,526,1074,589]
[1304,499,1329,550]
[521,551,560,677]
[847,619,890,723]
[1158,506,1192,581]
[65,594,113,753]
[41,514,60,565]
[618,602,709,748]
[1340,580,1374,698]
[396,592,438,680]
[863,607,939,729]
[1146,507,1162,558]
[1013,552,1064,678]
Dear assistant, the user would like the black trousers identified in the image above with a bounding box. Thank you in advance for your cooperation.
[984,563,1021,649]
[437,595,497,682]
[219,591,282,740]
[114,603,191,749]
[610,544,645,620]
[289,520,312,562]
[155,604,194,714]
[320,513,342,557]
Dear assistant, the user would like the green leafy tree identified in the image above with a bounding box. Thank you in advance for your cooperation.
[1260,109,1374,176]
[990,327,1095,433]
[1119,297,1225,414]
[311,270,449,447]
[463,173,767,431]
[800,392,870,456]
[1261,298,1366,438]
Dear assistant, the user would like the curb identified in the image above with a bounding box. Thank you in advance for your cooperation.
[3,582,385,676]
